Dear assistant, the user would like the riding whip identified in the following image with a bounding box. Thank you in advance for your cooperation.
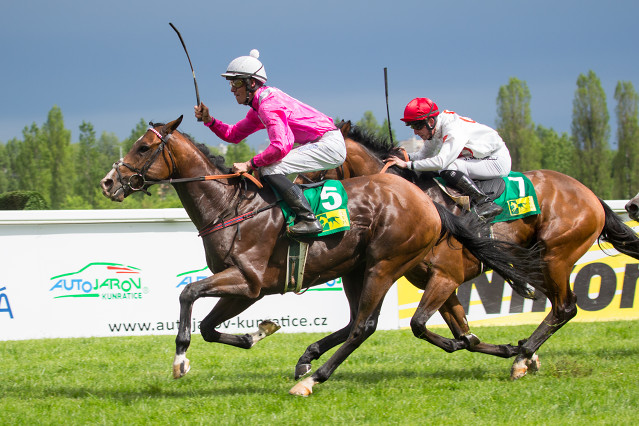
[384,67,394,144]
[169,22,202,119]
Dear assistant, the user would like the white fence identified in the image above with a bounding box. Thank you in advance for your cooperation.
[1,201,636,341]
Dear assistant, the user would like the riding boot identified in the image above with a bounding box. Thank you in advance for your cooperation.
[264,174,323,236]
[439,170,503,221]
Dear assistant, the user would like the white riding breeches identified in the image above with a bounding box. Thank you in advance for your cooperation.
[444,144,511,180]
[260,129,346,176]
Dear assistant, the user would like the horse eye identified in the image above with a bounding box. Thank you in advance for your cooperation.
[138,145,150,154]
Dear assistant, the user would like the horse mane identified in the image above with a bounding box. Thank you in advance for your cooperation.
[337,121,418,182]
[338,122,400,159]
[150,121,232,174]
[192,142,232,174]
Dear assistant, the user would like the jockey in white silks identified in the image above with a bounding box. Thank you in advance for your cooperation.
[385,97,511,221]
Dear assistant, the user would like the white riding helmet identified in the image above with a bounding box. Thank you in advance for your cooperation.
[221,49,267,83]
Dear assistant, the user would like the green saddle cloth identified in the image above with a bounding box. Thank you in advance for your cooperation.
[280,180,351,236]
[491,172,540,223]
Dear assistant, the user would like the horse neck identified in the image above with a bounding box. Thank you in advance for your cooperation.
[346,141,386,176]
[169,136,238,231]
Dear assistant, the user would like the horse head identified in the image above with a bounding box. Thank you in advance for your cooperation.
[100,115,184,202]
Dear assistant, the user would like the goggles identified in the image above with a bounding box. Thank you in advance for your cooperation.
[407,120,427,130]
[229,79,245,88]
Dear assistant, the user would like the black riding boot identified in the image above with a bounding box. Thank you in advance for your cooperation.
[264,174,323,236]
[439,170,503,221]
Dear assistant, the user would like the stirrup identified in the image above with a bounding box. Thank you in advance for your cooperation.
[474,202,503,221]
[288,219,323,236]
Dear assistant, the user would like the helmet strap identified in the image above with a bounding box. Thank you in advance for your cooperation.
[243,78,263,106]
[426,117,437,131]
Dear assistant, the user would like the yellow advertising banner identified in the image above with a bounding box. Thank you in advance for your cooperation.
[398,222,639,328]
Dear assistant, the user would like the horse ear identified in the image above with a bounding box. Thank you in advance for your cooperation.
[165,115,184,134]
[340,120,351,138]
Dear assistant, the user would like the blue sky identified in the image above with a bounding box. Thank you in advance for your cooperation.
[2,0,638,152]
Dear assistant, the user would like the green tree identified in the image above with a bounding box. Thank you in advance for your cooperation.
[355,111,396,142]
[42,106,72,208]
[537,125,575,174]
[122,118,148,152]
[612,81,639,198]
[72,121,101,207]
[0,143,8,193]
[377,118,397,144]
[0,191,49,210]
[0,138,21,193]
[224,140,256,164]
[356,111,380,135]
[97,131,122,169]
[571,70,612,197]
[14,123,52,203]
[496,77,541,171]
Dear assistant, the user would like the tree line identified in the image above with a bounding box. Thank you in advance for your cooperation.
[0,114,256,209]
[1,69,637,209]
[495,71,639,200]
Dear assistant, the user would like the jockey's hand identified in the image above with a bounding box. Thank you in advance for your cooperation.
[194,103,213,124]
[232,160,251,174]
[384,156,408,169]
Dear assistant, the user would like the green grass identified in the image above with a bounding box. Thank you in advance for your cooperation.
[2,321,639,425]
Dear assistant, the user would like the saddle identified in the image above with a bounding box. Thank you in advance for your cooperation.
[280,180,351,294]
[433,172,540,224]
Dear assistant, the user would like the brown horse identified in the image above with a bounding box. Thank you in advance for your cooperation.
[99,116,542,395]
[296,121,639,380]
[625,192,639,221]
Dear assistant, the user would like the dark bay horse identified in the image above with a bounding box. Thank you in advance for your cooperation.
[100,116,543,396]
[297,122,639,380]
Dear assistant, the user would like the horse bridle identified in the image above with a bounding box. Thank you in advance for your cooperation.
[111,127,177,195]
[111,126,263,194]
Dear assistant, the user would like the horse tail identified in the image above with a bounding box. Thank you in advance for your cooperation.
[598,198,639,259]
[433,203,545,297]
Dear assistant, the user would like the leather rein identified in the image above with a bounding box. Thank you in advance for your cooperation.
[111,126,263,195]
[298,146,409,184]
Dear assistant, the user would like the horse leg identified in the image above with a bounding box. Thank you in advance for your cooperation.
[410,271,520,357]
[173,267,261,379]
[289,263,401,396]
[410,274,473,352]
[440,292,527,357]
[439,293,477,344]
[294,271,363,379]
[199,296,280,348]
[294,323,353,380]
[510,275,577,380]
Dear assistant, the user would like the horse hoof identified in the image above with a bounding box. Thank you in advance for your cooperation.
[249,321,282,347]
[259,320,281,336]
[289,377,316,396]
[294,363,312,380]
[510,354,527,380]
[172,354,191,379]
[461,333,480,347]
[527,353,540,374]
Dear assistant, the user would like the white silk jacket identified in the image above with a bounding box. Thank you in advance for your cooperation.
[409,110,508,171]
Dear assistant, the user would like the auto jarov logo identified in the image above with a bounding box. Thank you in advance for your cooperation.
[49,262,147,301]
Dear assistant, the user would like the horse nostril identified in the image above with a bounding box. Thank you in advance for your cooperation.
[101,178,113,192]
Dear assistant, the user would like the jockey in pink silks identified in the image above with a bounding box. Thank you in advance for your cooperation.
[195,50,346,236]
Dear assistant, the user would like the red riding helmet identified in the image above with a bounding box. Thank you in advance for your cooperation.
[400,98,440,122]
